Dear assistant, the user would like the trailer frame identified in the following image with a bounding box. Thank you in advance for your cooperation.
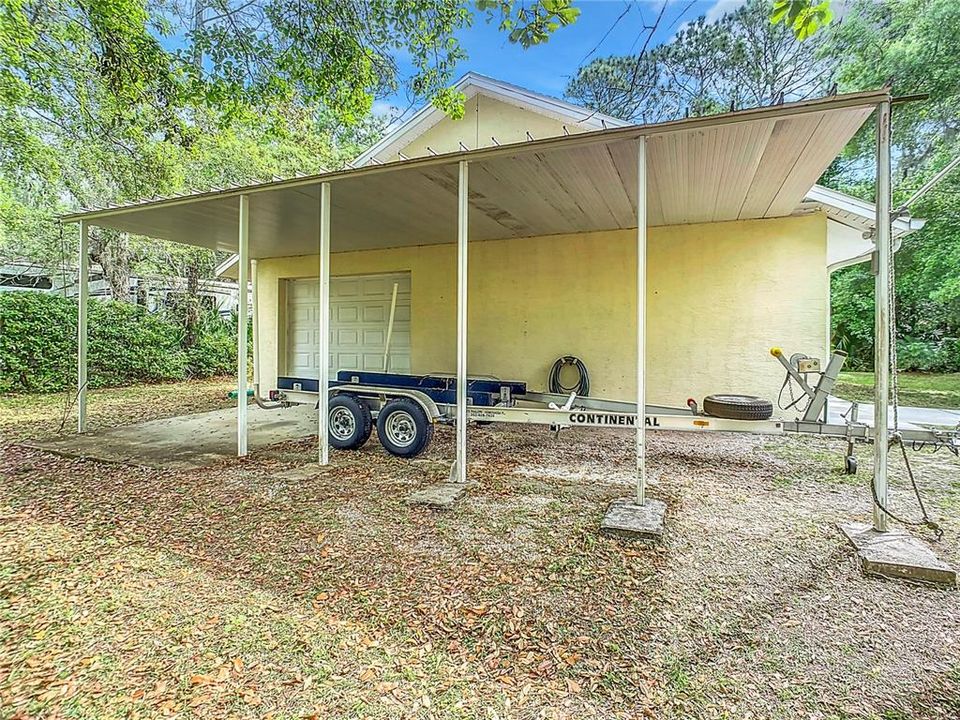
[271,358,960,461]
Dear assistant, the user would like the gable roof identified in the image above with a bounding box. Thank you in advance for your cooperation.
[353,72,629,167]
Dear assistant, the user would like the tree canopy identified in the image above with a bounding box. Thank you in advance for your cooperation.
[567,0,960,371]
[825,0,960,370]
[566,0,826,124]
[770,0,833,40]
[2,0,958,372]
[0,0,575,297]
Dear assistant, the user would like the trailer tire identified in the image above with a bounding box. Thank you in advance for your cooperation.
[377,398,433,458]
[328,394,372,450]
[702,394,773,421]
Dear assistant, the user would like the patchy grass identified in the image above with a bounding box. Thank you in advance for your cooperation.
[0,377,235,443]
[1,381,959,718]
[836,371,960,410]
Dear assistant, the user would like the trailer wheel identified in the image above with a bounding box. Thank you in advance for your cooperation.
[328,394,372,450]
[377,398,433,458]
[702,394,773,421]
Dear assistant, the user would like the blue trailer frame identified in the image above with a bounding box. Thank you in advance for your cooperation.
[277,371,527,408]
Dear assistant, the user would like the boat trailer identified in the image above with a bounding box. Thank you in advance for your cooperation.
[270,348,960,465]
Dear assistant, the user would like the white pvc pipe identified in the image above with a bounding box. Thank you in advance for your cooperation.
[77,220,89,433]
[636,138,647,506]
[455,160,469,484]
[872,100,892,532]
[251,258,260,388]
[382,282,399,371]
[237,195,249,457]
[318,182,331,466]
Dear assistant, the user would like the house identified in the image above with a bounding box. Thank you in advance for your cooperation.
[60,69,914,537]
[0,259,241,316]
[0,261,73,293]
[63,75,906,462]
[208,73,918,407]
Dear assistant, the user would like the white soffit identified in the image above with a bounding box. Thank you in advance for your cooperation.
[805,184,926,239]
[64,90,888,259]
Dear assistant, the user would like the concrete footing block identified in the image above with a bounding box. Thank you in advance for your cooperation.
[839,522,957,587]
[406,483,468,511]
[600,497,666,542]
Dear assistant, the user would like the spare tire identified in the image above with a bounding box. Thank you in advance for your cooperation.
[702,394,773,421]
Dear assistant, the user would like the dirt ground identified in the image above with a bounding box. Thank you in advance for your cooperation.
[1,381,958,719]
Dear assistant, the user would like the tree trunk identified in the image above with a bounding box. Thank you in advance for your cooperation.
[182,260,201,348]
[88,229,132,301]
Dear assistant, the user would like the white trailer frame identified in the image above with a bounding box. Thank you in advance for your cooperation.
[281,384,785,435]
[279,378,958,451]
[276,343,959,453]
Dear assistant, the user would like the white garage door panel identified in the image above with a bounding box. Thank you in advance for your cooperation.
[286,273,411,378]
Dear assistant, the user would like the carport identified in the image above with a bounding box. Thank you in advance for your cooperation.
[62,89,898,531]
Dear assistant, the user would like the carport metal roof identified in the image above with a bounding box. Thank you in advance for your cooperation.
[66,87,904,536]
[63,89,887,257]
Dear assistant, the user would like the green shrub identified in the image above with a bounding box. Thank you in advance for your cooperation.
[0,291,76,392]
[0,291,238,393]
[87,301,187,387]
[186,312,238,378]
[897,337,960,372]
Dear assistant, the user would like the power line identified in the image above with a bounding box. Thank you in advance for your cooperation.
[577,2,633,68]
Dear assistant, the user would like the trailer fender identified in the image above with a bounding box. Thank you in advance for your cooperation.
[330,385,443,422]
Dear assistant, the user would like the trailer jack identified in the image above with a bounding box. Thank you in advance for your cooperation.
[773,347,960,471]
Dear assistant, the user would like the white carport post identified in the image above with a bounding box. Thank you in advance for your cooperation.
[454,160,469,484]
[318,182,332,466]
[636,137,648,506]
[237,194,250,457]
[251,258,260,390]
[872,99,893,532]
[77,220,89,432]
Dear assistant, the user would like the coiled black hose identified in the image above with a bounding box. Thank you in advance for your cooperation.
[548,356,590,397]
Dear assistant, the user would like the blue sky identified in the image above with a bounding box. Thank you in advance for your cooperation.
[382,0,745,117]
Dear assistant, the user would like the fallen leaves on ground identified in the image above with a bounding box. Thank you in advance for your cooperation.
[1,381,959,718]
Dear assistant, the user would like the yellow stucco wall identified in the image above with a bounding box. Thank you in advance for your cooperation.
[396,94,590,158]
[254,213,828,409]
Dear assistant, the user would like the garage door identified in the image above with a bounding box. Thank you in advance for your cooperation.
[285,273,411,378]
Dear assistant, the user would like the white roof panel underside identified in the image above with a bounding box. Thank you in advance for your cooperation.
[65,91,886,259]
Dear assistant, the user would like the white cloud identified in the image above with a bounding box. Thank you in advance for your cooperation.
[371,100,402,131]
[372,100,398,117]
[669,0,745,41]
[704,0,749,23]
